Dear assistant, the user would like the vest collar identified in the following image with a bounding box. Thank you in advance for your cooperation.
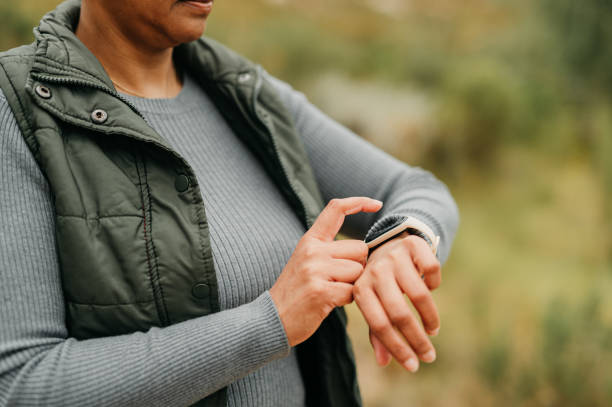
[33,0,113,90]
[26,0,263,153]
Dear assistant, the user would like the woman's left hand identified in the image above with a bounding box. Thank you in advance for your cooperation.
[353,231,442,373]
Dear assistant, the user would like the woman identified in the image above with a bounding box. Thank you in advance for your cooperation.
[0,0,459,406]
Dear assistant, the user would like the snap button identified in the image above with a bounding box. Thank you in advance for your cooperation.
[191,283,210,299]
[174,174,190,192]
[91,109,108,124]
[237,72,252,83]
[35,85,52,99]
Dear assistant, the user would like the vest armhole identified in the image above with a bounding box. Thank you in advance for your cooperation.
[0,56,41,162]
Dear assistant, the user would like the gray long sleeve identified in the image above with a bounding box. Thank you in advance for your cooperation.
[266,73,459,262]
[0,68,458,406]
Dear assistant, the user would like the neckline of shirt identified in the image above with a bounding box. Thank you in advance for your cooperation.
[118,71,203,115]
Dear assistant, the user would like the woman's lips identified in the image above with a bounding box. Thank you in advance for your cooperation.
[179,0,213,13]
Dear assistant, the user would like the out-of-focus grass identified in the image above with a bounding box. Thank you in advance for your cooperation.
[345,147,611,406]
[3,0,612,406]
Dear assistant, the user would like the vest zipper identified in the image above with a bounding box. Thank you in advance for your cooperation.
[252,66,313,230]
[30,74,199,169]
[31,74,148,121]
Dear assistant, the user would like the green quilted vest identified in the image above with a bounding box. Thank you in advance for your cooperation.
[0,1,362,406]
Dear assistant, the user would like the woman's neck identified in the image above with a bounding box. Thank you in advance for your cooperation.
[75,2,183,99]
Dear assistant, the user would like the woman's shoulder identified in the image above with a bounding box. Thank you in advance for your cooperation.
[260,69,313,125]
[0,87,45,180]
[0,87,21,140]
[0,87,17,135]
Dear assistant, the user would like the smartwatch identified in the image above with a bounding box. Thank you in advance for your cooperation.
[364,216,440,256]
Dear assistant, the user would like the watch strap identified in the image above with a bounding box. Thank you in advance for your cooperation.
[365,215,440,256]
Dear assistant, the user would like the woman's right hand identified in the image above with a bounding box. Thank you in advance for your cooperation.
[269,197,383,346]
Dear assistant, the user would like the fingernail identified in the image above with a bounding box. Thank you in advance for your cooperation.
[428,327,440,337]
[403,358,419,373]
[373,199,383,206]
[422,349,436,363]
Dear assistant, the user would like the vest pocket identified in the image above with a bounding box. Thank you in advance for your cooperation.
[56,214,165,338]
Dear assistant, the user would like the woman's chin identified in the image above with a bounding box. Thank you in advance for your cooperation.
[168,21,208,45]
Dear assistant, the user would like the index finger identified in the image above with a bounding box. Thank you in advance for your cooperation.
[306,197,383,242]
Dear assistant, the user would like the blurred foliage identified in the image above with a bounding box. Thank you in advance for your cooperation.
[2,0,611,406]
[478,292,612,407]
[543,0,612,96]
[0,3,34,50]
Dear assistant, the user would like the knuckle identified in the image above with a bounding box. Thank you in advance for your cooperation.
[370,321,390,335]
[389,248,405,263]
[402,236,417,249]
[302,243,319,259]
[391,311,415,328]
[413,335,432,354]
[327,198,341,211]
[425,259,441,275]
[301,259,317,275]
[389,249,403,264]
[376,258,393,270]
[411,290,432,307]
[297,236,316,252]
[305,281,328,303]
[308,280,326,297]
[369,268,386,284]
[391,343,410,359]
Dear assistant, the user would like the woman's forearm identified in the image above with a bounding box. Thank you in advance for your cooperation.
[265,73,459,263]
[0,293,288,406]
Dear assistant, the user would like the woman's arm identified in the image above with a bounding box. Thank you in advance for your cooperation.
[264,73,459,264]
[0,92,290,406]
[264,71,459,373]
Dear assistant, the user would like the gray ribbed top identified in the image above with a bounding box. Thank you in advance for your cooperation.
[0,69,459,406]
[121,72,309,407]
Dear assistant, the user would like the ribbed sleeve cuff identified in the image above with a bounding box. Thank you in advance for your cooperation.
[244,290,291,360]
[137,290,292,404]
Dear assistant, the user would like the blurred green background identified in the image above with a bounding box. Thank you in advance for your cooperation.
[2,0,611,406]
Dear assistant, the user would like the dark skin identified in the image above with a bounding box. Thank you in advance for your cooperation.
[75,0,443,373]
[356,230,441,372]
[76,0,213,97]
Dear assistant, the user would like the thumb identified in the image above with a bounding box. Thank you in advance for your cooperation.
[307,197,383,242]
